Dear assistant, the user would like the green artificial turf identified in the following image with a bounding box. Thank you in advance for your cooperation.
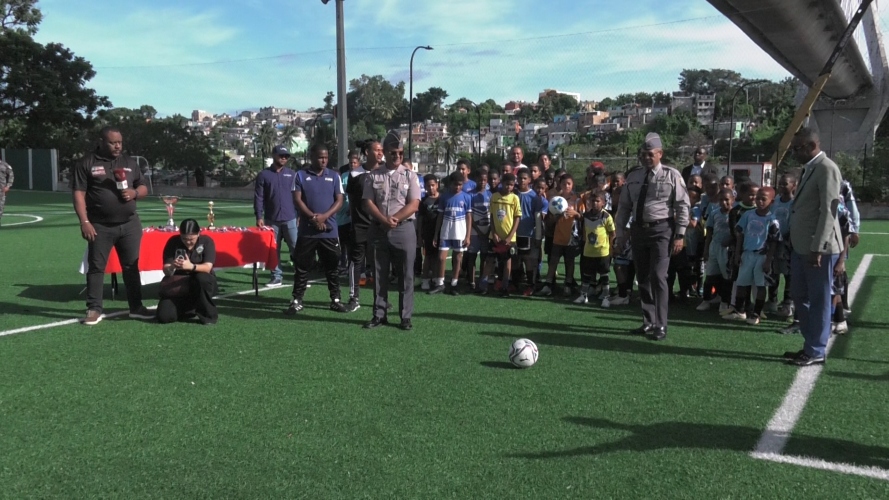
[1,192,888,498]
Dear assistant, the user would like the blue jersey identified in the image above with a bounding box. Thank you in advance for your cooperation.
[462,179,477,194]
[471,189,492,236]
[517,189,541,237]
[736,210,781,253]
[770,196,793,237]
[438,191,473,240]
[686,203,703,253]
[706,207,732,248]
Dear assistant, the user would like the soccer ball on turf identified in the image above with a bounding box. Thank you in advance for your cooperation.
[509,338,539,368]
[548,196,568,216]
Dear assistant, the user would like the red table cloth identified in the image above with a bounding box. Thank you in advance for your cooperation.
[105,228,279,273]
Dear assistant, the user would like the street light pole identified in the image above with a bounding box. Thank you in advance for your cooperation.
[728,79,768,170]
[408,45,433,163]
[322,0,349,165]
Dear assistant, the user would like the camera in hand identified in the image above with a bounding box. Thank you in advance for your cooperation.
[113,168,128,191]
[175,249,187,261]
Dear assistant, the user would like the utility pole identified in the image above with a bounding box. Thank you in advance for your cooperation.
[323,0,349,165]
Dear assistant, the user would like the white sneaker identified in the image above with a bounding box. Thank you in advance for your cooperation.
[695,300,711,311]
[833,320,849,334]
[746,314,760,325]
[421,279,431,291]
[536,285,552,297]
[606,295,630,307]
[718,302,732,314]
[573,293,588,304]
[708,296,722,305]
[598,287,610,300]
[725,311,747,321]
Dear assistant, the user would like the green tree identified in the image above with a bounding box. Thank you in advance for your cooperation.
[256,123,277,158]
[413,86,449,123]
[347,74,407,128]
[0,0,41,34]
[322,91,334,113]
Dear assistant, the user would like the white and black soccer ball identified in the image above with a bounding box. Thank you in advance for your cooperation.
[509,338,539,368]
[548,196,568,216]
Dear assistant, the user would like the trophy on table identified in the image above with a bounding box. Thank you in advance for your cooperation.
[159,195,180,230]
[207,201,216,229]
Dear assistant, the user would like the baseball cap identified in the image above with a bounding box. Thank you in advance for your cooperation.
[272,145,290,156]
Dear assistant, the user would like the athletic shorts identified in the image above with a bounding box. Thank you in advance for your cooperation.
[439,239,466,253]
[468,233,488,254]
[736,251,767,287]
[831,270,848,296]
[580,255,611,279]
[705,245,730,280]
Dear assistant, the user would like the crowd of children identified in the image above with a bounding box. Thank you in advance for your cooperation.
[409,158,858,336]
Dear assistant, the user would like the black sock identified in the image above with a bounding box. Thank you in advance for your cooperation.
[754,298,765,315]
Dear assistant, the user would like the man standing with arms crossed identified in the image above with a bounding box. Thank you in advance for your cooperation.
[72,127,154,325]
[615,133,690,341]
[784,128,843,366]
[362,132,421,331]
[0,157,12,227]
[255,145,298,287]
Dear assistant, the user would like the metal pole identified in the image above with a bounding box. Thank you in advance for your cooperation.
[477,105,482,168]
[335,0,348,166]
[408,45,432,162]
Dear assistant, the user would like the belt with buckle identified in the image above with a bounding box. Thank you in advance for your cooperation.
[634,218,669,229]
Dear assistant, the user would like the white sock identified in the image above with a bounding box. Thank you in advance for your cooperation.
[450,279,458,287]
[435,278,445,286]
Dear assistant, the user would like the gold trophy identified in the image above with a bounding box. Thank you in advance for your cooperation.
[159,195,180,229]
[207,201,216,229]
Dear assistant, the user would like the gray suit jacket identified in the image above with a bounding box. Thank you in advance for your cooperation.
[789,152,843,255]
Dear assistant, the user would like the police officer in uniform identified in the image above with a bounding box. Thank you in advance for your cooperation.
[0,158,13,227]
[615,133,690,340]
[362,131,421,330]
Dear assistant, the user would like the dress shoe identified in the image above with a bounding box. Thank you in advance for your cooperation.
[630,324,654,335]
[363,317,388,329]
[648,326,667,341]
[399,318,413,331]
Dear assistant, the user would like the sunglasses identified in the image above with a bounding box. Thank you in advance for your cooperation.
[388,151,404,157]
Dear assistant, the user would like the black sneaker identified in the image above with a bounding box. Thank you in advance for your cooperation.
[399,318,413,330]
[428,284,445,295]
[499,288,510,298]
[284,299,303,315]
[330,299,347,313]
[345,298,360,313]
[788,353,825,366]
[363,317,388,329]
[447,286,460,296]
[129,306,155,320]
[782,349,805,359]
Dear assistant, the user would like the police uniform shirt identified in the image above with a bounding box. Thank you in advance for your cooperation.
[71,151,146,224]
[615,164,690,239]
[0,160,13,188]
[362,165,421,220]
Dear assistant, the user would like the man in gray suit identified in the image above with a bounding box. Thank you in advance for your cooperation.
[785,128,844,366]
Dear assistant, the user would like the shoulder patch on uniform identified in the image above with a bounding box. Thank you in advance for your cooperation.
[196,244,204,254]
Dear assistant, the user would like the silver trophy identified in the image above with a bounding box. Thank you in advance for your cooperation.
[159,195,180,229]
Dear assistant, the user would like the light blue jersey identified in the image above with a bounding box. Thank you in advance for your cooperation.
[736,210,781,253]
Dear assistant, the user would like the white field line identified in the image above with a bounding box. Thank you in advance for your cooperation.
[4,204,254,216]
[751,254,888,481]
[0,279,322,338]
[1,214,43,226]
[751,452,889,481]
[858,232,889,235]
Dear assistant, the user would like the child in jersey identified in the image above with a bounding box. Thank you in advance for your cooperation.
[480,173,521,297]
[466,167,491,292]
[575,191,615,304]
[721,181,759,317]
[429,171,473,295]
[514,169,546,295]
[726,187,780,324]
[697,188,735,312]
[418,174,441,291]
[769,172,796,317]
[538,174,582,297]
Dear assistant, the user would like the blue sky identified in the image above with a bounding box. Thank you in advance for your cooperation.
[30,0,888,117]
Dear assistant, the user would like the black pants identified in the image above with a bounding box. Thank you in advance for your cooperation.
[347,235,368,301]
[631,223,672,328]
[157,273,218,324]
[86,218,143,313]
[293,237,341,302]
